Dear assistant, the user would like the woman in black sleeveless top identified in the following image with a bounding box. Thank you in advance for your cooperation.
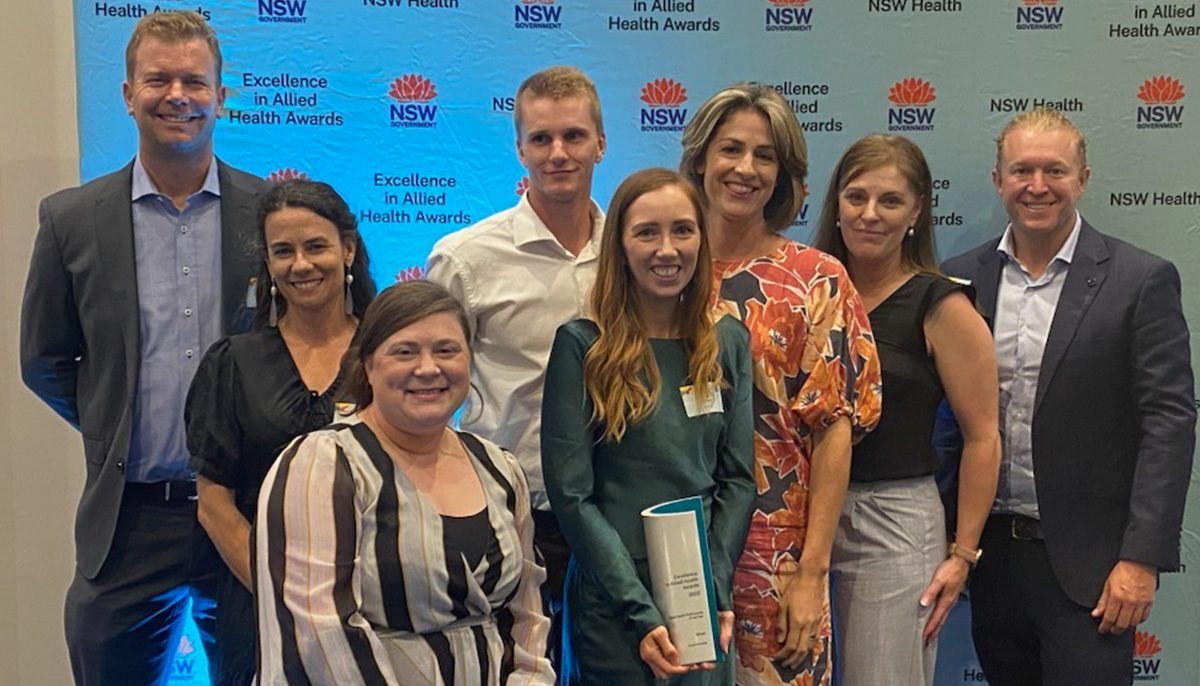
[812,135,1000,686]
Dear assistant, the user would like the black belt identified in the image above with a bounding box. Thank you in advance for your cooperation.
[124,480,198,505]
[992,513,1044,540]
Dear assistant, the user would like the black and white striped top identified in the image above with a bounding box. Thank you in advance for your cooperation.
[253,416,554,685]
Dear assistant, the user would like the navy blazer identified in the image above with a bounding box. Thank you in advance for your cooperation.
[943,219,1195,607]
[20,159,269,579]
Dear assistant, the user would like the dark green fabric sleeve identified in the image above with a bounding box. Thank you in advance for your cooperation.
[540,321,666,641]
[707,316,756,612]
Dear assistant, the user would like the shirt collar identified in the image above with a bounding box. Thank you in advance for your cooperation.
[511,192,603,253]
[131,155,220,202]
[996,210,1082,268]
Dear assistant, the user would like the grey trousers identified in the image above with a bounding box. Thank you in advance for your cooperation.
[831,476,945,686]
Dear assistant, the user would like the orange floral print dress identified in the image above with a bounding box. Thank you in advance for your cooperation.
[712,242,882,686]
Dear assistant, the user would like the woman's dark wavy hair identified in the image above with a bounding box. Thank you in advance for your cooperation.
[252,179,377,328]
[338,280,472,408]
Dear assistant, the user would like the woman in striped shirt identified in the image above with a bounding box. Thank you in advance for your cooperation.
[254,280,554,685]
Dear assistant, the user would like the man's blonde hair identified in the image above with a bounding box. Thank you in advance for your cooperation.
[125,11,222,83]
[995,107,1087,168]
[514,66,603,137]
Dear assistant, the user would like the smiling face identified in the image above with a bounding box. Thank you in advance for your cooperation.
[621,183,702,317]
[516,94,605,208]
[264,206,354,318]
[364,311,471,435]
[993,125,1090,246]
[698,108,779,229]
[123,37,224,160]
[838,164,922,269]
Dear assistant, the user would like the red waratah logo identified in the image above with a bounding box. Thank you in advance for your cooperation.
[176,635,195,658]
[768,0,810,5]
[1138,76,1185,105]
[268,168,309,183]
[641,79,688,107]
[395,266,424,282]
[888,78,936,107]
[515,177,530,195]
[389,74,438,103]
[1134,631,1163,658]
[1022,0,1056,4]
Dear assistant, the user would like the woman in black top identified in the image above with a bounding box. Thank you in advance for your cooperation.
[184,179,376,685]
[812,135,999,686]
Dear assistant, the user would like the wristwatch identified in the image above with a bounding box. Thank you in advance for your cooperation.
[949,542,983,568]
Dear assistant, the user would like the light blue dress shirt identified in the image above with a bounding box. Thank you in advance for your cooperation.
[991,213,1082,518]
[126,157,223,483]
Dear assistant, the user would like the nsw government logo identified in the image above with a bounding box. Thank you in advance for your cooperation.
[389,75,439,129]
[515,176,530,195]
[395,265,425,282]
[167,634,196,682]
[640,79,688,132]
[1136,75,1184,129]
[258,0,307,23]
[514,0,562,29]
[887,78,936,132]
[765,0,813,32]
[1133,630,1163,681]
[268,168,309,183]
[1016,0,1062,30]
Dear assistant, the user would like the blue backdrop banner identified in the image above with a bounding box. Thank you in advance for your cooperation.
[75,2,1199,684]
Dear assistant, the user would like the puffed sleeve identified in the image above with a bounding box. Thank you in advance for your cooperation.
[254,432,400,685]
[707,317,756,611]
[185,337,242,487]
[791,255,882,440]
[540,322,666,641]
[495,446,556,685]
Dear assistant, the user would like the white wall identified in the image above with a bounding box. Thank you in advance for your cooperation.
[1,4,82,684]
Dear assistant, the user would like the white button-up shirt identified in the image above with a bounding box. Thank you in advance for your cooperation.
[992,212,1082,518]
[426,194,603,509]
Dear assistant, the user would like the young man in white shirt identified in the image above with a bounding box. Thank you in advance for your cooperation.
[425,65,606,668]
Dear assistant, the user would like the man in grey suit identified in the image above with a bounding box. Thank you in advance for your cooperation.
[943,108,1195,685]
[20,12,268,684]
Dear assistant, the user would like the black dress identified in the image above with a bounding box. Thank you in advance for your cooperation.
[849,273,970,483]
[185,327,343,684]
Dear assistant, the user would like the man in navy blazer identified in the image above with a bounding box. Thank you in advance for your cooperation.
[20,12,267,684]
[943,108,1194,685]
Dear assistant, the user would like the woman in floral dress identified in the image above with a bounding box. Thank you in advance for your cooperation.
[680,83,882,686]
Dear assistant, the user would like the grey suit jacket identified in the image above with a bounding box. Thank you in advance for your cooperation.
[943,219,1196,607]
[20,159,269,579]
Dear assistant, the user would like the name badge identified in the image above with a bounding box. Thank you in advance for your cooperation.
[680,385,724,418]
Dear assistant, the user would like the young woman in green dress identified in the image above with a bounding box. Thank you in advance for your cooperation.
[541,168,756,685]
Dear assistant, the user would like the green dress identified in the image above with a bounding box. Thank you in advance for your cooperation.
[541,317,756,685]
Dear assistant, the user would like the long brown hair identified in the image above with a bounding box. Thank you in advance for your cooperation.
[812,133,941,275]
[586,168,723,442]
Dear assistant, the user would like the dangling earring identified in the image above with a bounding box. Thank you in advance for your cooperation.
[344,266,355,316]
[268,280,279,327]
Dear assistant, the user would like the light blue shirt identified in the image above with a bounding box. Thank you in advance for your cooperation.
[991,213,1082,518]
[127,157,223,483]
